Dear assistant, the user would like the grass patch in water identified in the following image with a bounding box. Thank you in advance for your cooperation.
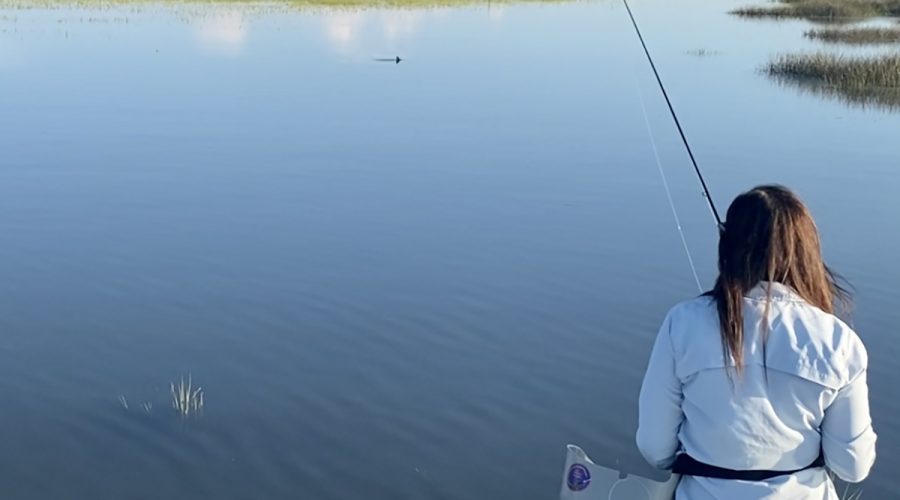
[766,53,900,108]
[767,53,900,88]
[731,0,900,23]
[806,26,900,44]
[171,375,204,417]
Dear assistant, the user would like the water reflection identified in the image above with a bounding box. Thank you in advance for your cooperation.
[324,10,424,55]
[2,2,900,500]
[0,1,455,60]
[488,5,506,21]
[195,10,247,56]
[769,75,900,111]
[382,11,423,41]
[324,12,364,53]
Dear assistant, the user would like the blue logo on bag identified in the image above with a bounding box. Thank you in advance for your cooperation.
[567,463,591,491]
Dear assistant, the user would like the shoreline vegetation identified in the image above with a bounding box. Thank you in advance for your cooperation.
[806,27,900,44]
[732,0,900,23]
[0,0,573,8]
[768,53,900,90]
[767,54,900,109]
[733,0,900,109]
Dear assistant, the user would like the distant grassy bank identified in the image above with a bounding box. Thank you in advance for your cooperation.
[806,27,900,44]
[731,0,900,22]
[732,0,900,23]
[0,0,569,7]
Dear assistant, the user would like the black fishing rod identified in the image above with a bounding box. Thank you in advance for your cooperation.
[622,0,724,230]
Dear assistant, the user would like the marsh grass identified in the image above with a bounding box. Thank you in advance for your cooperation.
[0,0,573,9]
[732,0,900,23]
[768,53,900,88]
[767,53,900,109]
[171,375,204,417]
[806,27,900,44]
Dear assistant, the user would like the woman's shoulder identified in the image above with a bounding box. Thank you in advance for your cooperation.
[663,295,717,328]
[660,296,723,377]
[660,294,868,388]
[766,300,868,389]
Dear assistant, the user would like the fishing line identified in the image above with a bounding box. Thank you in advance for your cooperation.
[635,87,704,293]
[622,0,724,230]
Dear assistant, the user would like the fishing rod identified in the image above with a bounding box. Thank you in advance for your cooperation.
[622,0,724,230]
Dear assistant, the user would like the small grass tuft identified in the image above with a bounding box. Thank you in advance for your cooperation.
[686,48,720,57]
[171,375,204,417]
[806,27,900,44]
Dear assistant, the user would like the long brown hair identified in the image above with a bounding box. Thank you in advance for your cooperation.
[711,185,850,374]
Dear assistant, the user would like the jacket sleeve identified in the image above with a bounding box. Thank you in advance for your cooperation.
[822,370,877,483]
[636,313,683,470]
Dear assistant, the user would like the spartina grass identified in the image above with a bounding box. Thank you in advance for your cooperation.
[806,27,900,44]
[731,4,870,22]
[171,374,204,417]
[732,0,900,23]
[767,53,900,89]
[766,53,900,109]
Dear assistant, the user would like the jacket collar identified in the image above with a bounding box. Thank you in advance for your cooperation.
[744,281,800,302]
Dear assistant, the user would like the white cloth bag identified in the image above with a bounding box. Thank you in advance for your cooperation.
[558,445,679,500]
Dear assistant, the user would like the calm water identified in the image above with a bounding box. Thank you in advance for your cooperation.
[1,1,899,498]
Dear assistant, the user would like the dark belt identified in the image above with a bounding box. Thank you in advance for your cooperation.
[672,453,825,481]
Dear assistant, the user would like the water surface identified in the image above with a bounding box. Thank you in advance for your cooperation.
[1,1,898,498]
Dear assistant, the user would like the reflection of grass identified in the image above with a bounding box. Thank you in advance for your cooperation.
[686,48,721,57]
[767,53,900,109]
[773,77,900,110]
[732,0,900,23]
[806,27,900,44]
